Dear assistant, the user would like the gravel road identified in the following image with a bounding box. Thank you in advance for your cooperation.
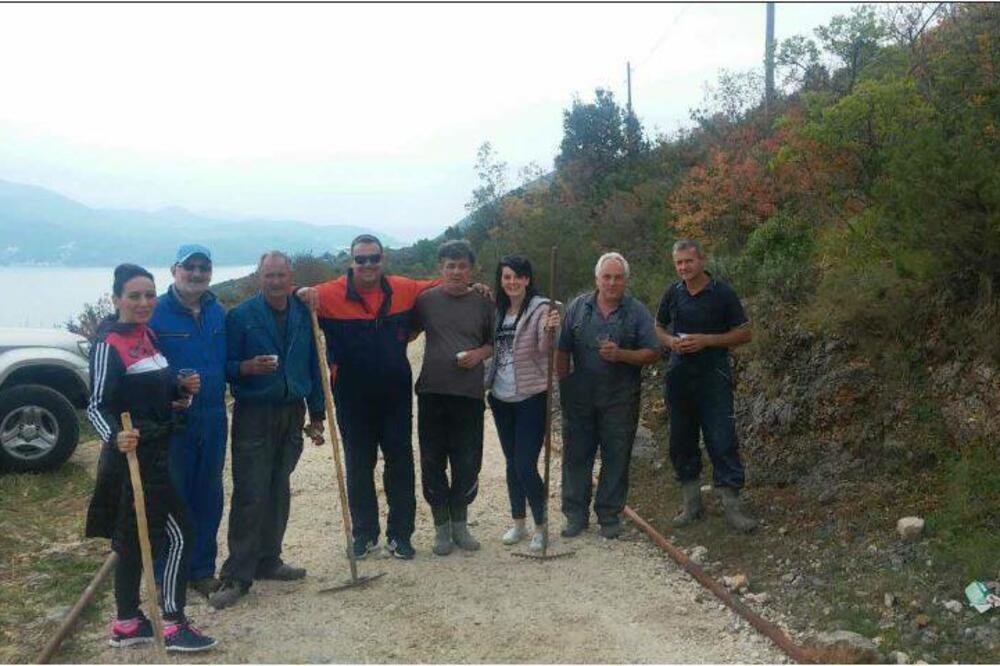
[82,340,783,664]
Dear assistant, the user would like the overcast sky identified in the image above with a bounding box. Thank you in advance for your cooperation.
[0,3,857,243]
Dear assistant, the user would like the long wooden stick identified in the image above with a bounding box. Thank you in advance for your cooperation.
[121,412,168,659]
[540,246,558,557]
[310,311,359,582]
[37,552,119,663]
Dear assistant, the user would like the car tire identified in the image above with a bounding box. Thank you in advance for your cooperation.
[0,384,80,473]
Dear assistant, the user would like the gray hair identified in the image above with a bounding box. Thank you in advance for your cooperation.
[594,252,630,278]
[257,250,292,272]
[672,239,705,257]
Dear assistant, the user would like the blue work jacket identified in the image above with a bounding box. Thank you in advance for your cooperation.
[150,286,228,416]
[225,293,325,419]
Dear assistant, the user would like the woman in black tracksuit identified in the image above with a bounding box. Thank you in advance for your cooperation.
[85,264,215,652]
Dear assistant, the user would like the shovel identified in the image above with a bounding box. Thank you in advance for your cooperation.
[513,246,575,562]
[310,310,385,592]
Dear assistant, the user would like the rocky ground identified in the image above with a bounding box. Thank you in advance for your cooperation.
[629,324,1000,664]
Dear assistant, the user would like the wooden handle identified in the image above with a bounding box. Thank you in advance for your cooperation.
[310,311,360,582]
[541,246,558,556]
[120,412,168,659]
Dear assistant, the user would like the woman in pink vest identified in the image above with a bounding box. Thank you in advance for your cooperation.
[485,256,560,550]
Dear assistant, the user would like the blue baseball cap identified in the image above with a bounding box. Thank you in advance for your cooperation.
[175,244,213,264]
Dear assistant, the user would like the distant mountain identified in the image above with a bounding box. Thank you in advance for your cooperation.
[0,179,398,266]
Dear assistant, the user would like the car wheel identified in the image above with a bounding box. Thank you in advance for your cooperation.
[0,385,80,473]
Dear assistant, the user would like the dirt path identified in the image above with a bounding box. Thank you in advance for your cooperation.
[80,340,783,664]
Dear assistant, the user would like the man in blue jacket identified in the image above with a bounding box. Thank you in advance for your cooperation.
[210,251,325,610]
[150,244,228,598]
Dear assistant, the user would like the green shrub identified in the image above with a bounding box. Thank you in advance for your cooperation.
[733,212,816,301]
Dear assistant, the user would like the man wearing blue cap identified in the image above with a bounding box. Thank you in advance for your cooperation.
[150,244,229,597]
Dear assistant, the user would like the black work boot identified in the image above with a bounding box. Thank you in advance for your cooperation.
[672,481,704,528]
[719,487,758,533]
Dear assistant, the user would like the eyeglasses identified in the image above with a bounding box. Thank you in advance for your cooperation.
[181,262,212,273]
[353,254,382,266]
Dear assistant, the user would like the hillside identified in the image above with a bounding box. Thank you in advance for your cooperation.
[0,179,399,266]
[258,5,999,662]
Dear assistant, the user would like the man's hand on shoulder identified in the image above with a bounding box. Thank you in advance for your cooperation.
[470,283,494,302]
[295,287,319,311]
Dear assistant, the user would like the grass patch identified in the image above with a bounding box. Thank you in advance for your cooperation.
[0,461,108,663]
[929,437,1000,581]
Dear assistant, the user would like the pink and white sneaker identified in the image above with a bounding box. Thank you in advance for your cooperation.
[108,615,153,648]
[163,621,217,652]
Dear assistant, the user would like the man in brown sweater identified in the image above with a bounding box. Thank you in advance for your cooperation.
[413,240,495,556]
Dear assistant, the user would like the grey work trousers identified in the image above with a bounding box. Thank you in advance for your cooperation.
[559,376,640,527]
[220,401,304,586]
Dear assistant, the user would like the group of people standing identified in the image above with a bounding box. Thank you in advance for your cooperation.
[84,234,756,653]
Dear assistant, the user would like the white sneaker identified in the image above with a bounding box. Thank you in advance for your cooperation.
[529,531,546,551]
[502,525,526,545]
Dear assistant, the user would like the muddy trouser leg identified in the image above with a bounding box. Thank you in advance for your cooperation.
[257,403,305,574]
[667,365,704,484]
[593,398,640,526]
[379,391,416,542]
[560,397,598,526]
[418,393,453,524]
[510,392,547,525]
[220,402,277,587]
[698,365,745,490]
[444,396,485,520]
[489,393,526,520]
[336,397,382,543]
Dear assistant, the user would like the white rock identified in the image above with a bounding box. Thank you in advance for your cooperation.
[944,599,963,614]
[689,545,708,565]
[723,573,749,592]
[897,516,925,541]
[810,630,880,663]
[885,592,896,608]
[889,650,910,664]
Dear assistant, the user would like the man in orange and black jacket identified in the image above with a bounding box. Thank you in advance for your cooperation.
[297,235,436,560]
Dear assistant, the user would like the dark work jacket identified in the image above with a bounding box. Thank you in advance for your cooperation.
[85,319,180,547]
[315,270,437,402]
[225,293,325,419]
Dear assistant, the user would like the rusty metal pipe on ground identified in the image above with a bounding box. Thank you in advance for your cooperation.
[623,505,814,664]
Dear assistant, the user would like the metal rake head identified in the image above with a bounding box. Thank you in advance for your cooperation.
[319,571,386,593]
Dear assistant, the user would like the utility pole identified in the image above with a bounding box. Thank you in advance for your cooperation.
[764,2,776,119]
[626,61,633,116]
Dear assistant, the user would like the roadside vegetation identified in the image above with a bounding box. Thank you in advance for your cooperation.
[0,454,106,663]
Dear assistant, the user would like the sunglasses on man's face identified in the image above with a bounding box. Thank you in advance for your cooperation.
[353,254,382,266]
[182,262,212,273]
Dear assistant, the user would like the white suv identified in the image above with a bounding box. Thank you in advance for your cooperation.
[0,328,90,472]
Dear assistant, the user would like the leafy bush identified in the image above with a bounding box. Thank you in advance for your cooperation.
[733,212,816,301]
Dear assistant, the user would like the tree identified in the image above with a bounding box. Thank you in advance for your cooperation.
[776,35,828,92]
[555,89,631,195]
[64,294,114,342]
[464,141,510,250]
[689,69,765,131]
[814,5,887,93]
